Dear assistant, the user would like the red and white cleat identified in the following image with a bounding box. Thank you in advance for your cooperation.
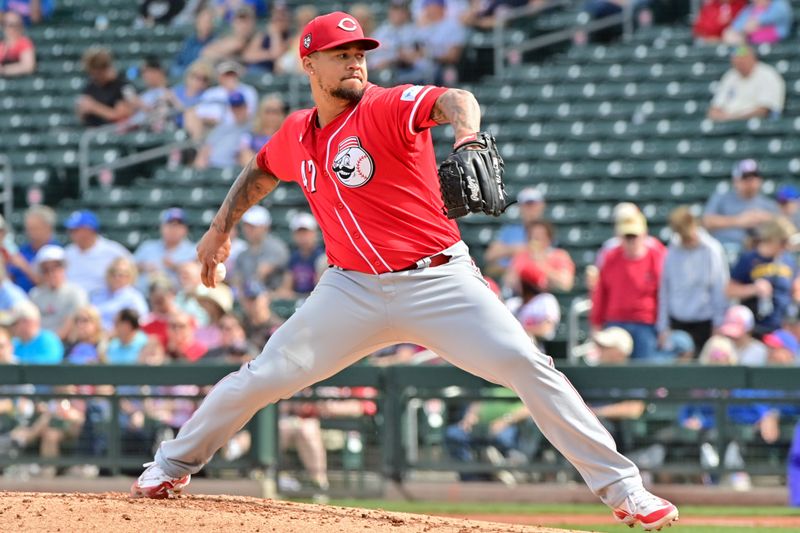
[130,462,191,499]
[613,488,679,530]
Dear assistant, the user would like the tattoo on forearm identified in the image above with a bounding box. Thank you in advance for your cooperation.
[430,88,481,134]
[211,158,279,233]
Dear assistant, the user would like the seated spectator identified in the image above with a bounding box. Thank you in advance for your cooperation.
[238,94,286,166]
[137,0,188,27]
[169,59,213,130]
[204,312,259,362]
[444,389,532,484]
[241,2,290,73]
[239,280,283,348]
[0,0,54,24]
[134,207,197,292]
[0,259,28,324]
[723,0,792,45]
[201,4,256,62]
[762,329,799,365]
[184,60,257,141]
[728,217,797,338]
[693,0,747,43]
[707,45,785,122]
[594,202,665,270]
[397,0,468,85]
[140,278,178,348]
[484,187,545,276]
[275,4,318,75]
[590,212,664,360]
[0,215,33,293]
[165,310,207,362]
[11,300,63,363]
[370,0,417,75]
[194,90,252,169]
[461,0,541,30]
[131,56,172,127]
[510,259,560,350]
[171,7,216,77]
[233,206,289,292]
[776,185,800,230]
[106,309,148,364]
[580,327,634,365]
[8,205,59,292]
[277,212,324,298]
[213,0,267,22]
[193,283,234,349]
[506,221,575,293]
[77,47,137,127]
[175,261,209,326]
[703,159,779,256]
[63,210,133,296]
[701,305,767,364]
[29,245,87,338]
[657,207,729,355]
[90,257,150,332]
[0,11,35,77]
[63,305,106,364]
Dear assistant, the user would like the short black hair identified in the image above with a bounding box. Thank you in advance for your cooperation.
[116,308,140,329]
[142,55,163,71]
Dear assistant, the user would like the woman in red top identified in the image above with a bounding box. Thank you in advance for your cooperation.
[506,220,575,293]
[693,0,747,43]
[0,11,36,76]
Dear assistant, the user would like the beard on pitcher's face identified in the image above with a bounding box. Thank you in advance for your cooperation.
[330,85,365,103]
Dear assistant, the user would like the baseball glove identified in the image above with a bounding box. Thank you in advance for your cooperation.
[437,132,510,219]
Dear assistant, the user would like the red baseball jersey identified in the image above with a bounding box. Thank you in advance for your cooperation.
[256,82,461,274]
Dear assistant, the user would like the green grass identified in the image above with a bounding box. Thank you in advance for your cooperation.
[324,499,800,517]
[315,500,800,532]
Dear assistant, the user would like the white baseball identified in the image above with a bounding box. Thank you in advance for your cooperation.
[214,263,227,283]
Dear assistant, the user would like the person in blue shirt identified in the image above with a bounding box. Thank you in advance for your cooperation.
[170,8,216,77]
[106,308,149,364]
[11,300,63,364]
[484,187,546,276]
[728,216,797,337]
[0,0,54,25]
[280,212,324,297]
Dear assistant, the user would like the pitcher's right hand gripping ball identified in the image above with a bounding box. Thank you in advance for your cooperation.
[437,132,510,219]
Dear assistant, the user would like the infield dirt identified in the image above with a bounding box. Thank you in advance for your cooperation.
[0,491,584,532]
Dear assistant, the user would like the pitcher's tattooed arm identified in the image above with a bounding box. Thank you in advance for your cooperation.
[430,88,482,142]
[211,157,279,234]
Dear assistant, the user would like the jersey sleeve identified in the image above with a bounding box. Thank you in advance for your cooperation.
[255,123,293,182]
[375,84,449,142]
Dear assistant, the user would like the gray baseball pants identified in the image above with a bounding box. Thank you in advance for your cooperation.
[155,241,642,507]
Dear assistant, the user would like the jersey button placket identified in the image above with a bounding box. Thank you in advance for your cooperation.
[353,232,360,240]
[337,202,344,209]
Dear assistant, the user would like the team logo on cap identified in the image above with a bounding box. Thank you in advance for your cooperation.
[337,17,358,31]
[332,136,374,188]
[303,33,312,49]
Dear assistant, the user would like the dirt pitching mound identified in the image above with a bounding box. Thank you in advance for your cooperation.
[0,492,583,533]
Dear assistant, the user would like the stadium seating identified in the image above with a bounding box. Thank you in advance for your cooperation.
[3,0,800,350]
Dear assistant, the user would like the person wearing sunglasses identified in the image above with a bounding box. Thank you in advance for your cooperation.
[0,11,35,77]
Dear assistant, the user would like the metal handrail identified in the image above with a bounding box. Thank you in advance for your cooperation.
[78,112,198,195]
[493,4,635,77]
[0,155,13,222]
[567,296,592,364]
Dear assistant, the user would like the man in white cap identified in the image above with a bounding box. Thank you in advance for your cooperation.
[702,158,779,254]
[231,205,289,293]
[484,187,545,276]
[29,245,88,337]
[279,212,325,297]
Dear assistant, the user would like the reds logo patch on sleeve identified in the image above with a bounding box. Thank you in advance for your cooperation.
[400,85,424,102]
[331,136,375,188]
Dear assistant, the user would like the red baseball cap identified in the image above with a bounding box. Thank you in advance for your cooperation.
[299,11,380,59]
